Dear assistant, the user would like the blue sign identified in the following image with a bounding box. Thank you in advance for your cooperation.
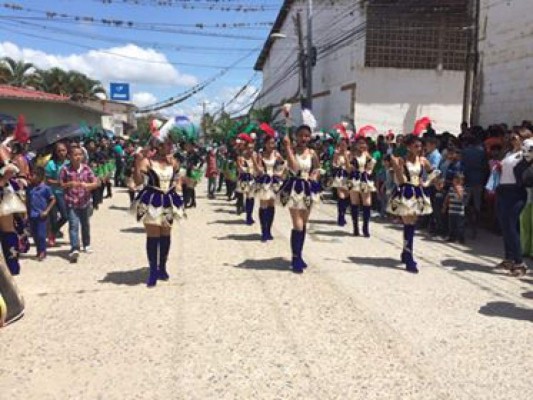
[109,83,130,101]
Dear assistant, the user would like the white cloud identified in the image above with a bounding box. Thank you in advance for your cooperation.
[132,91,158,108]
[0,41,198,87]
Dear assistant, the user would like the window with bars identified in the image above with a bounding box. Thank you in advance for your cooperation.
[365,0,469,71]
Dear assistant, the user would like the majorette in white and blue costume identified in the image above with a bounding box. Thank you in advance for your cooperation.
[387,151,438,274]
[255,150,284,241]
[348,152,376,237]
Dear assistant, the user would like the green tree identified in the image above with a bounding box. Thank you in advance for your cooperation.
[0,57,38,87]
[67,71,106,102]
[35,67,70,95]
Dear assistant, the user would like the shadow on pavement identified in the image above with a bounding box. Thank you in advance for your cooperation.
[45,249,72,261]
[217,233,262,241]
[120,227,145,234]
[309,219,340,226]
[478,301,533,322]
[232,257,291,272]
[522,291,533,299]
[441,259,505,275]
[348,256,402,270]
[310,229,352,237]
[109,205,130,211]
[99,267,147,286]
[208,219,245,226]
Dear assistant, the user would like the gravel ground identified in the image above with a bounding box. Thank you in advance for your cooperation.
[1,188,531,399]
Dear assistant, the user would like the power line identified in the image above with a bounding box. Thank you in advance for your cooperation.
[0,22,257,70]
[137,48,261,113]
[0,17,261,54]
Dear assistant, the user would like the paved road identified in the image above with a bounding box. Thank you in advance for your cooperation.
[1,188,532,399]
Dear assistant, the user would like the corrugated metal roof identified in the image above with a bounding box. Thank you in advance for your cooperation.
[0,85,69,102]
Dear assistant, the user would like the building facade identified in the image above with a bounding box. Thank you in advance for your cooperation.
[0,85,107,131]
[254,0,470,134]
[476,0,533,126]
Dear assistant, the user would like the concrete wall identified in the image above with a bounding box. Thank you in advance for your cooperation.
[0,99,103,130]
[255,0,465,134]
[477,0,533,126]
[355,68,465,134]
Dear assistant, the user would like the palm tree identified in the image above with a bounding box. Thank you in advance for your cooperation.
[0,57,37,87]
[67,71,106,102]
[35,67,70,95]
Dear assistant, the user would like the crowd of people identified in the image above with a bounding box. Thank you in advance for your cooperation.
[209,119,533,278]
[1,117,531,292]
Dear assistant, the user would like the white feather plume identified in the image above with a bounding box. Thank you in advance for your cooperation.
[301,109,317,131]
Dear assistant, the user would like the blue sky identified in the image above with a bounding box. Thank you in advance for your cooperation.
[0,0,283,120]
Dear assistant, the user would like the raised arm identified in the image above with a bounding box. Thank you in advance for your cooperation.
[283,135,297,172]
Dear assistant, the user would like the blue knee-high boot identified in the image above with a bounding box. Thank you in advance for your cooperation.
[290,230,305,273]
[146,237,160,287]
[337,198,348,226]
[259,208,268,242]
[351,205,360,236]
[301,226,308,269]
[402,225,418,273]
[362,206,371,237]
[158,236,171,281]
[245,198,255,225]
[266,207,275,240]
[1,232,20,275]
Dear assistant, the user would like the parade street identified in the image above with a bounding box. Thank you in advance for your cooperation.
[0,188,531,400]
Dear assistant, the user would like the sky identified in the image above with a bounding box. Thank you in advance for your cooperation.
[0,0,285,122]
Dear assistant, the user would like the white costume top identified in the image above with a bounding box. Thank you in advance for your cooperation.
[150,163,175,192]
[293,153,312,179]
[353,153,374,172]
[262,155,277,175]
[333,154,347,168]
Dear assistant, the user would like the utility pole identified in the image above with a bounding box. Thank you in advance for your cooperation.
[306,0,314,110]
[201,100,207,138]
[294,12,305,107]
[462,0,477,124]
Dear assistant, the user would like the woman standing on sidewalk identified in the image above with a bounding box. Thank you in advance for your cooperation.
[45,142,69,246]
[495,130,529,277]
[133,137,184,288]
[279,125,321,274]
[388,135,437,274]
[346,136,376,237]
[330,135,350,227]
[253,131,285,242]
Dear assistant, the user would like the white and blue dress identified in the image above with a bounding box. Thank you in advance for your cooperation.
[330,152,349,189]
[387,158,432,216]
[134,162,185,227]
[279,153,321,210]
[255,153,284,201]
[348,153,376,194]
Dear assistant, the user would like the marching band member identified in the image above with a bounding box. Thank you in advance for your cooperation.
[330,133,350,226]
[133,136,184,288]
[253,130,285,241]
[388,134,437,273]
[346,136,376,237]
[279,125,321,274]
[236,134,257,225]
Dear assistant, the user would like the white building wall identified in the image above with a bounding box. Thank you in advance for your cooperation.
[356,69,465,134]
[477,0,533,126]
[256,0,465,134]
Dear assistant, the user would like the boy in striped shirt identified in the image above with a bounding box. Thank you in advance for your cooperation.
[444,172,466,243]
